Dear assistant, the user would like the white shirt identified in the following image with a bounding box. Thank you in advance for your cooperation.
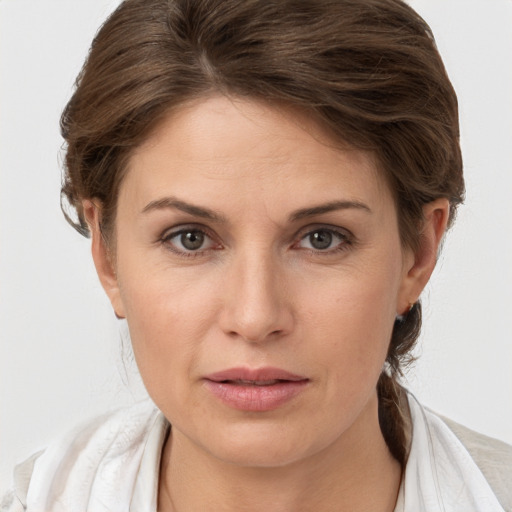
[2,393,509,512]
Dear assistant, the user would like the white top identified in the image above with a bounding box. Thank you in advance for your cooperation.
[394,394,507,511]
[1,393,509,512]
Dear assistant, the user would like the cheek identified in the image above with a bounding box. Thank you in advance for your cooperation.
[117,263,220,399]
[299,262,401,378]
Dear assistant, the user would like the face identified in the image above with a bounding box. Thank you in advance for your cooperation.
[93,96,424,468]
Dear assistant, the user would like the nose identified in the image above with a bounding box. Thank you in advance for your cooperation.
[218,251,294,344]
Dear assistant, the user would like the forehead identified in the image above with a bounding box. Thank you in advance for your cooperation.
[123,95,392,218]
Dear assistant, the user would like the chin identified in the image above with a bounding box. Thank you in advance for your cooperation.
[193,419,334,469]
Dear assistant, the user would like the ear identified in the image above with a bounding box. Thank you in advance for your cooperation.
[397,198,450,316]
[82,200,126,319]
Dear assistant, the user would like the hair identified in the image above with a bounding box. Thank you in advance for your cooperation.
[60,0,464,465]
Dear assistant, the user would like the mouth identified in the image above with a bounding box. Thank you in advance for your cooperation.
[203,367,309,412]
[218,379,291,386]
[205,367,307,383]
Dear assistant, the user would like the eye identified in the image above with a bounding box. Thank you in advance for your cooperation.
[296,228,350,252]
[161,227,218,255]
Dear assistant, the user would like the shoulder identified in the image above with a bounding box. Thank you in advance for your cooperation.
[1,400,167,512]
[438,414,512,512]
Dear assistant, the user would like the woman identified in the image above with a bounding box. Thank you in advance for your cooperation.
[2,0,511,511]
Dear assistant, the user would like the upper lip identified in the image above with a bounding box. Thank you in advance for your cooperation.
[204,367,308,383]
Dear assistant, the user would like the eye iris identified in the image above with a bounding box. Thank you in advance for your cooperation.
[181,231,204,250]
[310,230,332,250]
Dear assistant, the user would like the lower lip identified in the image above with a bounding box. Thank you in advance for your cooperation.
[203,380,309,412]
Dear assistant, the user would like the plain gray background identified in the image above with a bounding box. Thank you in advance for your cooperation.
[1,0,511,490]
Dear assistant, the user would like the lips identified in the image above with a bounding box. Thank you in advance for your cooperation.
[206,367,306,383]
[203,367,309,412]
[221,379,283,386]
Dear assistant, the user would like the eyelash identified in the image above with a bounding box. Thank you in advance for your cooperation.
[158,225,353,258]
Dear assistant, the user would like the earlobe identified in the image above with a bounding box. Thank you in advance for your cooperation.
[82,200,126,319]
[397,198,450,316]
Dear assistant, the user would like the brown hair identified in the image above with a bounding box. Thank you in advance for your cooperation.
[61,0,464,464]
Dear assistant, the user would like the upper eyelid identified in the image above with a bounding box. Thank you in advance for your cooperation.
[160,223,215,239]
[295,224,352,240]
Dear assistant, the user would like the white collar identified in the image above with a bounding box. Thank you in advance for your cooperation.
[26,401,167,512]
[394,392,505,512]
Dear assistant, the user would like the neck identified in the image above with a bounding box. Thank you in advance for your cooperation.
[158,394,401,512]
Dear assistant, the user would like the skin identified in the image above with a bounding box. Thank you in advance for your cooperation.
[84,95,449,512]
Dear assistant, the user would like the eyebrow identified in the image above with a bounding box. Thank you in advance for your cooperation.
[141,197,227,222]
[141,197,371,223]
[289,200,372,221]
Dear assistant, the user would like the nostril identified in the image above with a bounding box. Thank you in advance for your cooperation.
[226,328,284,343]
